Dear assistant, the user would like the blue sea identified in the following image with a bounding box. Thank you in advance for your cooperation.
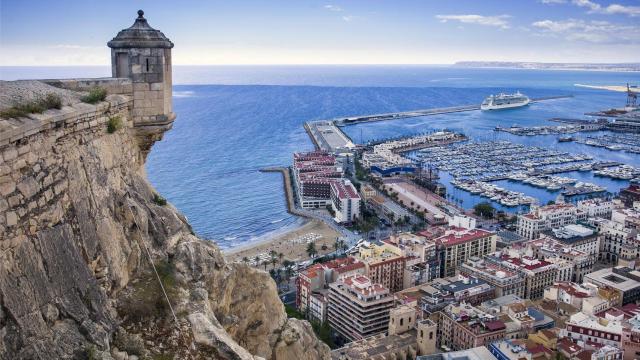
[2,65,640,249]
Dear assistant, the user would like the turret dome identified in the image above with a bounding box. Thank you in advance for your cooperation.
[107,10,173,49]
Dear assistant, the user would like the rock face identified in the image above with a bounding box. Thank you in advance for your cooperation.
[0,81,330,359]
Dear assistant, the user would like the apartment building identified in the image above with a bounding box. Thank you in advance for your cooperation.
[486,254,558,300]
[327,275,394,341]
[437,303,507,351]
[296,257,365,314]
[523,236,595,282]
[330,179,361,223]
[578,198,614,219]
[517,203,582,240]
[432,227,497,278]
[592,209,640,264]
[584,267,640,306]
[460,256,525,298]
[356,241,407,293]
[293,151,342,208]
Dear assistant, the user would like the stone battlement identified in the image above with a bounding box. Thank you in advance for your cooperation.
[42,77,133,95]
[0,90,132,148]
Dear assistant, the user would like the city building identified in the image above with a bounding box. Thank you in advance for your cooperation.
[327,275,394,341]
[437,303,507,351]
[355,241,407,293]
[620,181,640,207]
[486,254,558,300]
[528,328,560,350]
[564,311,624,348]
[591,207,640,265]
[431,227,497,277]
[330,179,361,223]
[517,203,581,240]
[578,199,614,219]
[584,267,640,305]
[460,257,525,298]
[488,339,539,360]
[296,257,365,314]
[522,236,595,282]
[330,304,438,360]
[293,151,342,209]
[416,346,497,360]
[548,224,601,259]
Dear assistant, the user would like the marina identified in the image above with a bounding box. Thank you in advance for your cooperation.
[407,140,615,207]
[573,133,640,154]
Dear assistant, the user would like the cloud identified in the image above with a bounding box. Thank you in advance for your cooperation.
[540,0,566,4]
[571,0,640,16]
[342,15,358,22]
[436,14,511,29]
[324,5,343,12]
[532,18,640,43]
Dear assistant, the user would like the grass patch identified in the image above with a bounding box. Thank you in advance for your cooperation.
[117,260,178,324]
[285,304,304,320]
[107,115,123,133]
[152,193,167,206]
[0,93,62,119]
[80,87,107,104]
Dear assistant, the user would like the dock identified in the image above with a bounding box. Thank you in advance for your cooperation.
[304,95,573,152]
[333,95,572,127]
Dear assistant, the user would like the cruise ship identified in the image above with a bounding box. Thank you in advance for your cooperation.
[481,91,530,111]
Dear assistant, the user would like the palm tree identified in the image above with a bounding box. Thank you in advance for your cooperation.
[254,255,260,267]
[262,260,269,271]
[270,256,278,269]
[306,242,317,258]
[242,256,249,264]
[278,252,284,265]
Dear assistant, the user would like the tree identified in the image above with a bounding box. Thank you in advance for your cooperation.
[242,256,249,264]
[254,255,260,267]
[473,202,495,219]
[306,242,317,258]
[278,252,284,265]
[262,260,269,271]
[283,260,295,281]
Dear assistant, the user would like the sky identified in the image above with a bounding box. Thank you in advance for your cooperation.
[1,0,639,65]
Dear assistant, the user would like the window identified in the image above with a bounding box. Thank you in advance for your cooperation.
[146,58,150,72]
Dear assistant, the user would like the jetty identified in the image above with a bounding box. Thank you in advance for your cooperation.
[259,167,310,218]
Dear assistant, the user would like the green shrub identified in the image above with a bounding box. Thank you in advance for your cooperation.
[42,93,62,110]
[85,345,97,360]
[80,87,107,104]
[152,193,167,206]
[107,115,122,133]
[0,93,63,119]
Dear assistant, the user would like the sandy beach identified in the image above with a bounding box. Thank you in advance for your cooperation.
[223,219,342,268]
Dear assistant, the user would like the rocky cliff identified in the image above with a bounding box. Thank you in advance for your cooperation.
[0,80,330,360]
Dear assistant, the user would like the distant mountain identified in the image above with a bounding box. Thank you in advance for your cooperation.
[453,61,640,72]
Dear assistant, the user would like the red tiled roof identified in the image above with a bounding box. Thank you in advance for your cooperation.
[435,228,494,247]
[484,320,506,331]
[557,338,582,355]
[331,181,360,200]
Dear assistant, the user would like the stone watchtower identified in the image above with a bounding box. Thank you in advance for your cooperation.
[108,10,175,156]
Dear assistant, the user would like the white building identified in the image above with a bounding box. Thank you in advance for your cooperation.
[578,199,613,220]
[330,179,361,223]
[517,203,581,240]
